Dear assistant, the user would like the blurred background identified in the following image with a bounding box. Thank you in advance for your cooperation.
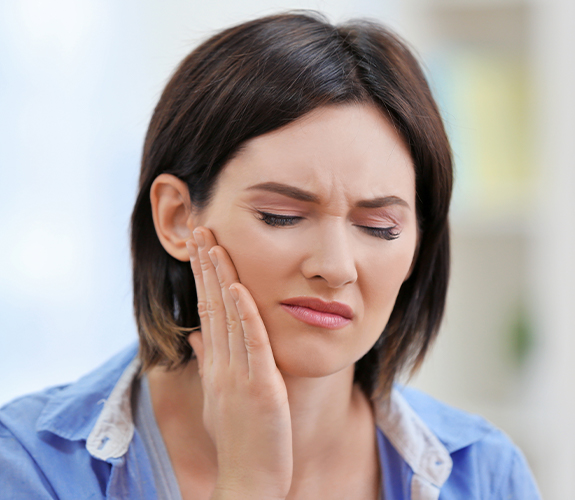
[0,0,573,497]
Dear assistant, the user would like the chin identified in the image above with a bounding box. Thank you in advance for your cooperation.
[269,334,361,379]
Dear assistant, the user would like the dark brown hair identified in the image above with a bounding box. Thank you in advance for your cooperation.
[130,11,452,398]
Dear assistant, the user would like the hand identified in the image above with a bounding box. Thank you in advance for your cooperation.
[186,226,293,500]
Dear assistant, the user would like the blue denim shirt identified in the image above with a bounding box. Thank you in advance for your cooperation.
[0,344,541,499]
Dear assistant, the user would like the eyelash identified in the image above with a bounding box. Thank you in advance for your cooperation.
[256,211,302,227]
[256,211,401,241]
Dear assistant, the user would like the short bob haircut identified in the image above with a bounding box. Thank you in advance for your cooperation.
[130,12,452,399]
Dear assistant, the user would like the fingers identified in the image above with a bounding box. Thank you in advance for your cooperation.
[188,329,204,378]
[186,238,213,368]
[208,245,249,375]
[187,226,277,383]
[193,228,230,367]
[230,283,278,382]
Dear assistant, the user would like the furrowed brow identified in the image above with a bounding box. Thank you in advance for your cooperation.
[356,196,410,210]
[245,182,320,203]
[246,182,410,210]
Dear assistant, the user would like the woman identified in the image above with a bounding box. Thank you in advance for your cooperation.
[0,12,540,499]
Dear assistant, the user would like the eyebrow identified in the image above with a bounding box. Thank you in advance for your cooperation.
[245,182,410,209]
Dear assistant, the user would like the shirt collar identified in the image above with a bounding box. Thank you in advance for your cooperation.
[36,343,139,449]
[395,385,493,454]
[85,356,140,460]
[375,389,452,494]
[34,343,488,486]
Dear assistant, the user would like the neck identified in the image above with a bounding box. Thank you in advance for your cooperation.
[147,359,375,486]
[281,366,363,464]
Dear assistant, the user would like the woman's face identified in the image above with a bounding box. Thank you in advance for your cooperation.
[194,103,418,378]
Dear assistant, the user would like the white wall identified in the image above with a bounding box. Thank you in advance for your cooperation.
[403,1,575,497]
[527,0,575,495]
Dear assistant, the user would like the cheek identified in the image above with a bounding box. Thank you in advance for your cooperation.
[213,220,301,305]
[361,236,417,327]
[212,211,417,335]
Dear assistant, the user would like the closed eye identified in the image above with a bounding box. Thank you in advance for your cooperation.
[256,211,302,227]
[256,211,401,240]
[356,225,401,240]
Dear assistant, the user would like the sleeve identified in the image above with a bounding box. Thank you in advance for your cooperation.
[495,445,542,500]
[446,427,542,499]
[0,422,58,500]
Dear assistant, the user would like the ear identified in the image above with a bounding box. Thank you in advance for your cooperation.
[150,173,195,262]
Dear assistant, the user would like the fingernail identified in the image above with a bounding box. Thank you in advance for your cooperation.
[193,229,205,248]
[229,285,239,302]
[208,248,218,267]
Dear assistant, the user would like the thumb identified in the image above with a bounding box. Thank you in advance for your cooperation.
[188,329,204,377]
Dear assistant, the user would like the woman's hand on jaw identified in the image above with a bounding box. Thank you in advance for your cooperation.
[186,227,293,500]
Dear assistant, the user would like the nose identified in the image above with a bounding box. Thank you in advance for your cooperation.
[300,220,358,288]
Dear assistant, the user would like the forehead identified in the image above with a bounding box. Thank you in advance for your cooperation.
[218,103,415,205]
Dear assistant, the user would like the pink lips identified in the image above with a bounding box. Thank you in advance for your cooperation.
[280,297,353,329]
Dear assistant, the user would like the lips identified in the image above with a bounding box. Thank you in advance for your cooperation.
[280,296,354,329]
